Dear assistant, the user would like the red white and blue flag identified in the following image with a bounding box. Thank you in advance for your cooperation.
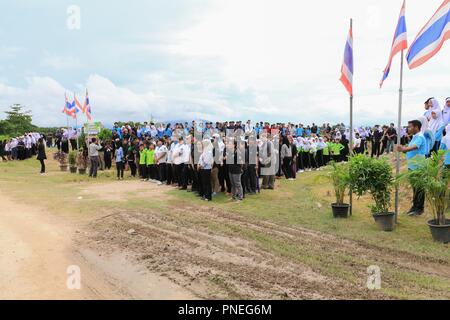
[83,89,92,121]
[340,23,353,96]
[380,1,408,88]
[74,93,83,116]
[407,0,450,69]
[62,93,76,119]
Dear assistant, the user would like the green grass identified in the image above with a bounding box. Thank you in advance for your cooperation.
[1,155,449,299]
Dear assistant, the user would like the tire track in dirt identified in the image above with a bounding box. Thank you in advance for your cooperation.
[84,206,392,299]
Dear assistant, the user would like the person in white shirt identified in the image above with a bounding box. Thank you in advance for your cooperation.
[442,97,450,126]
[198,139,214,201]
[155,139,168,185]
[172,136,190,189]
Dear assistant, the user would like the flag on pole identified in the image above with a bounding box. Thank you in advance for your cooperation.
[74,93,83,115]
[340,23,354,96]
[407,0,450,69]
[380,0,408,88]
[62,93,76,119]
[83,89,92,121]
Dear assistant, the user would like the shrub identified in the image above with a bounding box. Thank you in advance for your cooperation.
[324,162,350,205]
[349,155,394,214]
[400,151,448,225]
[68,151,77,167]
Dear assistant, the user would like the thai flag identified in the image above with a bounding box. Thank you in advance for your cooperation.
[83,89,92,121]
[407,0,450,69]
[340,23,353,96]
[62,93,76,119]
[380,1,408,88]
[74,93,83,115]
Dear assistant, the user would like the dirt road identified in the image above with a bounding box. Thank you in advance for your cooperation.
[0,190,196,300]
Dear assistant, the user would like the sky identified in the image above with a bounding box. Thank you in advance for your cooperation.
[0,0,449,127]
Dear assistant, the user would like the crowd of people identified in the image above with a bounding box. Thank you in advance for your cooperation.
[1,97,448,207]
[74,120,413,203]
[0,132,47,173]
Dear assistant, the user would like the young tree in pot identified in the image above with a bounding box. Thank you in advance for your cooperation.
[77,151,88,175]
[53,151,68,171]
[401,151,450,243]
[325,161,351,218]
[68,151,77,173]
[349,155,396,231]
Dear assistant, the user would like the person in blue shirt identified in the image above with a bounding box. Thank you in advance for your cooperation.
[164,124,172,138]
[115,142,125,180]
[397,120,427,216]
[439,124,450,167]
[417,116,435,157]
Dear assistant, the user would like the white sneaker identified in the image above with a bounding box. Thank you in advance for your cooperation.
[156,181,162,186]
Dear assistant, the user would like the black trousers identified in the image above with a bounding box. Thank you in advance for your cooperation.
[116,161,124,178]
[190,165,199,191]
[128,161,137,177]
[157,163,166,182]
[176,164,187,188]
[412,186,425,211]
[200,169,212,200]
[371,141,381,158]
[316,150,324,167]
[246,164,257,193]
[70,139,77,151]
[147,164,156,180]
[39,159,45,173]
[282,157,292,179]
[166,164,174,185]
[139,164,147,179]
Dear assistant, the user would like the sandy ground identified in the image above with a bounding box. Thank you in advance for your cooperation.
[0,189,195,300]
[1,177,448,300]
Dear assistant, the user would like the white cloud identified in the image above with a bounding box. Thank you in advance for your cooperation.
[41,53,84,70]
[0,0,449,127]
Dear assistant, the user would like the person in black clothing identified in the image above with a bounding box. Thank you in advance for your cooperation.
[127,141,138,177]
[36,137,47,174]
[104,142,112,170]
[371,125,383,158]
[0,140,7,162]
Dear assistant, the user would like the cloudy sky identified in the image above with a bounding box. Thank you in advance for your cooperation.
[0,0,448,127]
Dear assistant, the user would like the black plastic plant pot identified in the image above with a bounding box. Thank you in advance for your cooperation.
[78,168,87,175]
[60,165,68,172]
[427,220,450,244]
[373,213,396,232]
[331,203,350,218]
[69,166,77,173]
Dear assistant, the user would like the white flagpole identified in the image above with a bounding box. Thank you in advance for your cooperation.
[395,50,404,222]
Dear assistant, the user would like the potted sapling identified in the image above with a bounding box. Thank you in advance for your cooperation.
[326,161,351,218]
[349,155,396,231]
[401,151,450,243]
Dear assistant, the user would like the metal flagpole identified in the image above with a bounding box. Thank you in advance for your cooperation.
[349,18,354,216]
[395,50,404,223]
[74,93,79,152]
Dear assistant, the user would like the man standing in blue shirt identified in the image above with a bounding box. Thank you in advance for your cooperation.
[397,120,427,216]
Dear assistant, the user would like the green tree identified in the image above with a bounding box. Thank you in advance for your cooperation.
[0,104,37,137]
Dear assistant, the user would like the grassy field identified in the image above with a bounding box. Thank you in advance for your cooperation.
[0,152,449,299]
